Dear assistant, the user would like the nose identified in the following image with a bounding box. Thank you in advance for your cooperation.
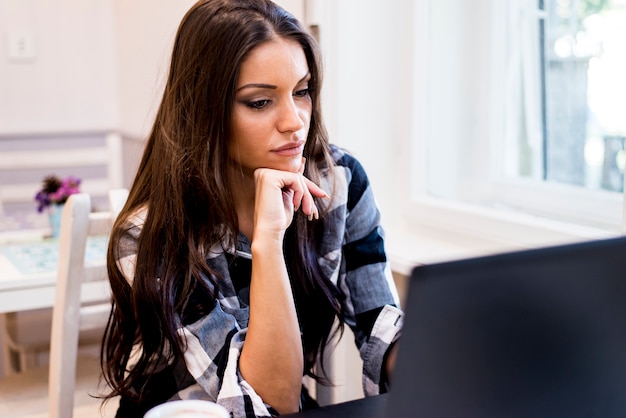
[277,98,306,133]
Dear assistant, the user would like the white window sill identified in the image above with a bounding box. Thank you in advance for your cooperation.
[385,196,620,277]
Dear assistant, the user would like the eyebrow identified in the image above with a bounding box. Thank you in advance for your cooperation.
[236,83,277,92]
[236,73,311,93]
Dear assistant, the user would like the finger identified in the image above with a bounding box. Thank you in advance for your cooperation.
[298,178,318,219]
[284,173,310,216]
[282,187,295,212]
[291,185,304,212]
[306,201,319,221]
[294,158,306,211]
[303,177,329,199]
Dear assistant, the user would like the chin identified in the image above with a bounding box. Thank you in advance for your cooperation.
[270,157,303,173]
[287,159,304,173]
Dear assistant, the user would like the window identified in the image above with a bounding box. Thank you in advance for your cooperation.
[540,0,626,193]
[410,0,626,242]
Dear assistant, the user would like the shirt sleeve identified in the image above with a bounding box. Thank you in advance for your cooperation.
[113,207,146,286]
[178,303,277,417]
[336,150,404,396]
[360,304,403,395]
[113,209,277,417]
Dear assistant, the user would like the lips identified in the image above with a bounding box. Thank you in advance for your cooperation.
[272,140,305,156]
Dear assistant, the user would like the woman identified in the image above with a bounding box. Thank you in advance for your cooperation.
[101,0,403,416]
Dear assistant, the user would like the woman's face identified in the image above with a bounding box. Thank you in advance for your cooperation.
[229,38,312,175]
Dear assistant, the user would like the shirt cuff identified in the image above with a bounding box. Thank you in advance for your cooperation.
[360,304,404,396]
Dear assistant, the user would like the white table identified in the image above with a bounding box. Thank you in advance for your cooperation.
[0,229,56,314]
[0,231,109,314]
[0,230,109,376]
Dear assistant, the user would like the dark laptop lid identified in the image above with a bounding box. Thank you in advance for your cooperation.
[386,236,626,418]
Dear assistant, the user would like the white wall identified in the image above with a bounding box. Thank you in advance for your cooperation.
[316,0,413,232]
[0,0,118,134]
[0,0,205,138]
[112,0,196,139]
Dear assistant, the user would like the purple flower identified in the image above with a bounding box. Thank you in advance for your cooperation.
[34,175,82,212]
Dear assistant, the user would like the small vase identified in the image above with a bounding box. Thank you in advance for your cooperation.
[48,203,64,238]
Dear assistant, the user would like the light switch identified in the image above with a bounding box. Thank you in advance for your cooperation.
[7,32,36,62]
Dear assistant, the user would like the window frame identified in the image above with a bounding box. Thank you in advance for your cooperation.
[394,0,623,264]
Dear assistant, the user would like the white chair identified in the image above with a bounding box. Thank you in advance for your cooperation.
[0,131,125,370]
[49,192,120,417]
[1,189,129,374]
[0,192,123,417]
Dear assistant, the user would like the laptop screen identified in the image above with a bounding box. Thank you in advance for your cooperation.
[386,236,626,418]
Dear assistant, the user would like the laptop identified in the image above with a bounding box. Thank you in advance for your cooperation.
[386,236,626,418]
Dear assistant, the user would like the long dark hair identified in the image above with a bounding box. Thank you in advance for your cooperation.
[101,0,344,402]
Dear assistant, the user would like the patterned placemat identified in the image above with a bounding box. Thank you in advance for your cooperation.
[0,236,109,275]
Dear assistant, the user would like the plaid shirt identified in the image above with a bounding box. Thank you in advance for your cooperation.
[114,146,404,417]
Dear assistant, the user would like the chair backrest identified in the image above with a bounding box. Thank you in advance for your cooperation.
[47,192,122,418]
[108,188,129,220]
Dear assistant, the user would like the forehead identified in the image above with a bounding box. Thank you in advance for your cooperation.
[237,38,309,85]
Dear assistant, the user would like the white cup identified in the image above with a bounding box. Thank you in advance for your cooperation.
[144,399,230,418]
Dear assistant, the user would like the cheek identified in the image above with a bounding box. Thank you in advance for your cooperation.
[303,103,313,128]
[227,139,238,161]
[228,117,240,159]
[233,110,268,138]
[302,101,313,119]
[236,121,265,149]
[228,120,265,163]
[229,113,254,151]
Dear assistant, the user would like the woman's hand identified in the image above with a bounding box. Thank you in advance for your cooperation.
[240,158,327,414]
[253,158,327,239]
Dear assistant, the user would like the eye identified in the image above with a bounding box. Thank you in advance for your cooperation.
[246,99,271,110]
[294,88,310,98]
